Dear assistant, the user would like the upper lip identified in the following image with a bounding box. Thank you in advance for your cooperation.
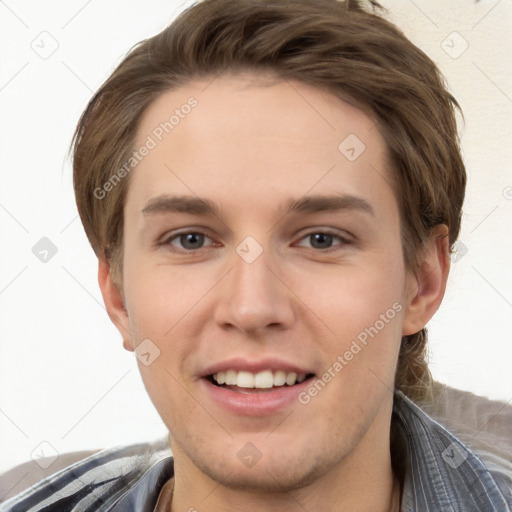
[201,357,315,377]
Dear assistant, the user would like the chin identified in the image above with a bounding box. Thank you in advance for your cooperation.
[203,459,327,494]
[180,437,342,494]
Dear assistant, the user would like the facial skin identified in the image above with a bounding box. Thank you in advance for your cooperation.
[99,74,449,512]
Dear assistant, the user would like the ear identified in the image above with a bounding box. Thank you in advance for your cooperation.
[97,258,135,352]
[402,225,451,336]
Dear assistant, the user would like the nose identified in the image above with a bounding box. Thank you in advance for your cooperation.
[213,244,296,335]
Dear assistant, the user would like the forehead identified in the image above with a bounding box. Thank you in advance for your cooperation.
[128,73,396,222]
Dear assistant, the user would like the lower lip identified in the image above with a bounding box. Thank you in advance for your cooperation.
[201,377,314,416]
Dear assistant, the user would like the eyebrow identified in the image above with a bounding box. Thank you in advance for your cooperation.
[142,195,222,217]
[284,194,375,217]
[141,193,375,218]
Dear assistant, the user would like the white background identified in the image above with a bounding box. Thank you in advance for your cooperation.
[0,0,511,475]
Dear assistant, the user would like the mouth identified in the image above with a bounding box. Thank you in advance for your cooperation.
[200,359,317,415]
[206,369,316,394]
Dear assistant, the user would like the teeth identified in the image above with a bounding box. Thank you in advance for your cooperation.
[273,370,286,386]
[212,370,309,389]
[285,372,297,386]
[254,370,274,388]
[226,370,237,385]
[237,371,254,388]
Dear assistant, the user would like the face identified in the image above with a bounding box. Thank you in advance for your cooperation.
[104,73,432,492]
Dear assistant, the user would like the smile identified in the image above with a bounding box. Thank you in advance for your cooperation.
[202,369,316,414]
[211,369,311,389]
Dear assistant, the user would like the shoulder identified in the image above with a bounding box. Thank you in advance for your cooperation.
[0,449,101,503]
[0,437,173,512]
[426,382,512,506]
[394,383,512,511]
[424,382,512,470]
[425,382,512,443]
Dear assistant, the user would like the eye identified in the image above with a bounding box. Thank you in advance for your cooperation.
[164,231,216,251]
[296,231,351,250]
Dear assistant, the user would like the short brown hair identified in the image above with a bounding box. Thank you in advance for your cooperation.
[71,0,466,404]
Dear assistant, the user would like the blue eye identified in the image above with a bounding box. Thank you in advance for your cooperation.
[308,233,334,249]
[168,232,214,251]
[297,231,350,250]
[160,230,350,253]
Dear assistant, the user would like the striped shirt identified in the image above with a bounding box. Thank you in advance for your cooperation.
[1,390,511,511]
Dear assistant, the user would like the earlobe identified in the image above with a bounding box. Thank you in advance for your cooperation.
[97,258,134,352]
[401,225,451,336]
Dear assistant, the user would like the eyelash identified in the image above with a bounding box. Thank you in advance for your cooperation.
[159,229,353,253]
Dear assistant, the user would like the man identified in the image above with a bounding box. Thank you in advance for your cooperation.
[1,0,511,510]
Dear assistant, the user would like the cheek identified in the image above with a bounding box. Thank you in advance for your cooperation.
[305,255,405,340]
[137,361,199,436]
[305,251,406,400]
[122,259,208,338]
[122,263,211,396]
